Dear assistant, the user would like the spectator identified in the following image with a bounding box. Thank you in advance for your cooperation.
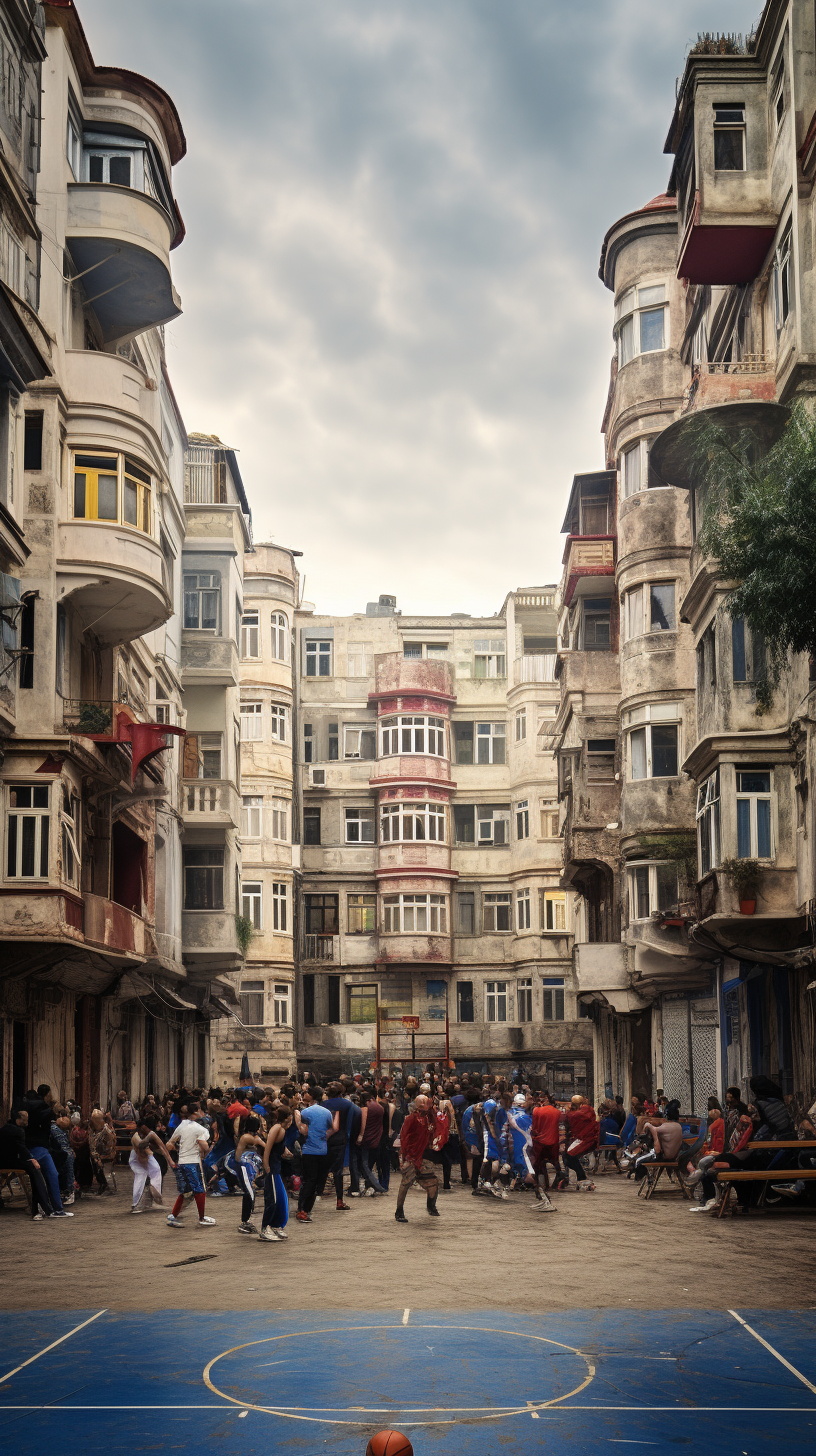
[88,1110,116,1195]
[114,1090,137,1122]
[49,1106,76,1206]
[358,1092,387,1196]
[0,1109,57,1220]
[22,1085,69,1215]
[563,1095,598,1191]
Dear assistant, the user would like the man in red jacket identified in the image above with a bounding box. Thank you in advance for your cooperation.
[564,1096,599,1192]
[394,1095,440,1224]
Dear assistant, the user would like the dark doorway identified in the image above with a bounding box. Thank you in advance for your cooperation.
[12,1021,27,1103]
[74,996,101,1111]
[112,822,146,913]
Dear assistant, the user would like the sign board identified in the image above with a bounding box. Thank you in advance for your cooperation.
[401,1015,420,1030]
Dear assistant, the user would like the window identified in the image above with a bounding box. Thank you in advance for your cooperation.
[349,984,378,1024]
[476,722,506,764]
[731,617,767,684]
[60,787,80,889]
[737,770,773,859]
[627,862,679,921]
[457,980,474,1022]
[327,976,340,1023]
[380,800,446,843]
[328,722,339,760]
[184,573,220,631]
[620,438,657,497]
[305,640,332,677]
[344,725,376,760]
[380,715,446,757]
[697,770,721,876]
[454,722,474,764]
[345,807,376,843]
[537,710,557,752]
[242,795,263,839]
[305,893,338,933]
[271,612,288,662]
[347,642,371,676]
[614,283,667,366]
[625,703,680,780]
[457,891,475,934]
[516,800,530,839]
[271,883,288,931]
[517,977,533,1022]
[24,412,43,471]
[73,450,152,533]
[542,979,565,1021]
[774,227,792,331]
[242,880,263,930]
[474,640,506,678]
[303,974,315,1025]
[483,893,512,931]
[241,610,260,659]
[239,979,264,1026]
[516,888,531,930]
[486,981,508,1022]
[19,597,34,690]
[273,982,290,1025]
[348,893,376,933]
[402,641,449,659]
[586,739,616,782]
[240,701,263,741]
[542,890,567,932]
[269,705,288,741]
[303,723,313,763]
[624,583,676,638]
[269,799,288,841]
[6,784,49,878]
[771,55,785,131]
[713,102,745,171]
[303,808,321,845]
[184,848,224,909]
[540,801,559,838]
[382,894,448,933]
[581,597,611,650]
[453,803,511,846]
[66,110,80,177]
[183,732,222,779]
[515,708,527,741]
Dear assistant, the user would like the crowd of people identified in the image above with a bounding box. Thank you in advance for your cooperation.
[1,1067,814,1229]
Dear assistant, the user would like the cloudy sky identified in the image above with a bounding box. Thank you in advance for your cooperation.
[79,0,753,615]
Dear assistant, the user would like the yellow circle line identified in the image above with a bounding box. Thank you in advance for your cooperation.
[202,1322,596,1427]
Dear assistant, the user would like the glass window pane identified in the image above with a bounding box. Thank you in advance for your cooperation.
[732,617,747,681]
[651,725,678,777]
[97,473,118,520]
[109,154,132,187]
[656,862,678,911]
[714,128,744,170]
[634,866,650,919]
[756,798,771,858]
[639,306,665,353]
[737,798,752,858]
[622,444,641,497]
[628,587,643,639]
[123,480,138,525]
[638,284,665,307]
[650,582,675,631]
[20,816,36,876]
[630,727,647,780]
[619,315,634,364]
[738,772,770,794]
[73,473,86,517]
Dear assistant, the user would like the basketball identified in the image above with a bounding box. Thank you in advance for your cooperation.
[365,1431,414,1456]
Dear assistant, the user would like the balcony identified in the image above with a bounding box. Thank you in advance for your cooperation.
[678,190,777,286]
[181,635,239,686]
[304,934,337,962]
[57,520,171,645]
[66,183,181,343]
[83,893,145,958]
[561,536,615,606]
[649,399,789,493]
[514,654,556,684]
[183,779,240,826]
[370,654,455,705]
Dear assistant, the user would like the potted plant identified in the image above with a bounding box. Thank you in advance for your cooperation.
[720,857,760,914]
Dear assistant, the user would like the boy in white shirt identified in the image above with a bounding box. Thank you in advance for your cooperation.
[165,1101,216,1228]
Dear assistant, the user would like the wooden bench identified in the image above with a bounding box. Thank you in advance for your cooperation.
[637,1160,692,1201]
[0,1167,32,1212]
[714,1141,816,1217]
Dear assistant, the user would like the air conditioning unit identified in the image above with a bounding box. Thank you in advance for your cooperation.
[310,768,326,786]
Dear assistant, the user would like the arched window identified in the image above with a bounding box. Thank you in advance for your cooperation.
[271,611,288,662]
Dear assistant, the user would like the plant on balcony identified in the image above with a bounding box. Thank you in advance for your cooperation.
[78,702,112,733]
[235,914,254,957]
[696,403,816,711]
[719,857,760,913]
[636,833,697,897]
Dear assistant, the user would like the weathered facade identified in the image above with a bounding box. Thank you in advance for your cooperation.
[292,591,592,1090]
[557,1,816,1113]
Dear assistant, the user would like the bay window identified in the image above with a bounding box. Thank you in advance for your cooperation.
[73,450,152,533]
[713,102,745,171]
[240,701,263,741]
[620,438,656,497]
[271,612,288,662]
[615,283,667,366]
[241,610,260,659]
[241,795,263,839]
[6,784,49,879]
[626,702,681,780]
[380,800,446,842]
[273,981,291,1024]
[697,770,721,875]
[269,705,288,741]
[380,714,446,757]
[382,893,448,933]
[542,979,565,1021]
[624,582,676,639]
[183,574,219,631]
[627,861,679,921]
[515,799,529,839]
[184,848,224,909]
[736,770,773,859]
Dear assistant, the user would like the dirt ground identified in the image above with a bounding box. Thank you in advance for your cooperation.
[3,1164,815,1314]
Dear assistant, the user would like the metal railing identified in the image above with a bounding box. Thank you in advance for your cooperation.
[514,654,557,683]
[62,697,129,733]
[303,934,336,962]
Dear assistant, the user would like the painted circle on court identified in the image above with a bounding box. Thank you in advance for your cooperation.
[203,1322,596,1427]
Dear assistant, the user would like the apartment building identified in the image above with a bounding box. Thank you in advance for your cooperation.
[557,1,816,1112]
[0,1,244,1114]
[293,590,592,1093]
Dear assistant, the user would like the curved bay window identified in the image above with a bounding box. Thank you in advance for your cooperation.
[380,714,446,757]
[380,801,446,843]
[72,450,152,533]
[627,860,678,921]
[382,893,448,933]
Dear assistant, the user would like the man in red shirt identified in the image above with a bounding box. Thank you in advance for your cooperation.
[531,1094,566,1193]
[394,1095,440,1224]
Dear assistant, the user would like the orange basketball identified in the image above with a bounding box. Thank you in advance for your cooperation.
[365,1432,413,1456]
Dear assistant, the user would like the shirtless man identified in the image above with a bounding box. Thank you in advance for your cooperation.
[130,1122,175,1213]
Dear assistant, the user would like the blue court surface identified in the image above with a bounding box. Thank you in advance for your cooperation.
[1,1307,815,1454]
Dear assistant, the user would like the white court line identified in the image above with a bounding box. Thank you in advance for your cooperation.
[2,1405,816,1413]
[402,1309,410,1326]
[0,1311,107,1386]
[728,1310,816,1396]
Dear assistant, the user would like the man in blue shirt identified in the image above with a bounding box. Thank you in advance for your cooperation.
[294,1088,338,1223]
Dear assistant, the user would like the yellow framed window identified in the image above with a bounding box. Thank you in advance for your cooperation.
[72,449,152,533]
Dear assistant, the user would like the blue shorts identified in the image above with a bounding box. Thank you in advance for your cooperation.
[174,1163,205,1196]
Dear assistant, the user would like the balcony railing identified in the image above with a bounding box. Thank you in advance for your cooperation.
[62,697,131,733]
[704,353,771,375]
[514,592,555,608]
[514,653,556,684]
[183,780,238,818]
[304,934,336,962]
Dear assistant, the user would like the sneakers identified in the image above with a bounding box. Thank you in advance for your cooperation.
[349,1190,362,1197]
[364,1188,375,1198]
[237,1221,257,1234]
[336,1202,351,1211]
[258,1227,280,1242]
[771,1181,805,1197]
[32,1213,46,1221]
[578,1181,596,1192]
[395,1208,408,1223]
[684,1168,704,1188]
[689,1197,717,1213]
[50,1209,74,1217]
[534,1198,556,1211]
[198,1216,217,1226]
[63,1193,75,1207]
[130,1206,143,1214]
[296,1210,312,1223]
[166,1214,184,1227]
[275,1227,288,1238]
